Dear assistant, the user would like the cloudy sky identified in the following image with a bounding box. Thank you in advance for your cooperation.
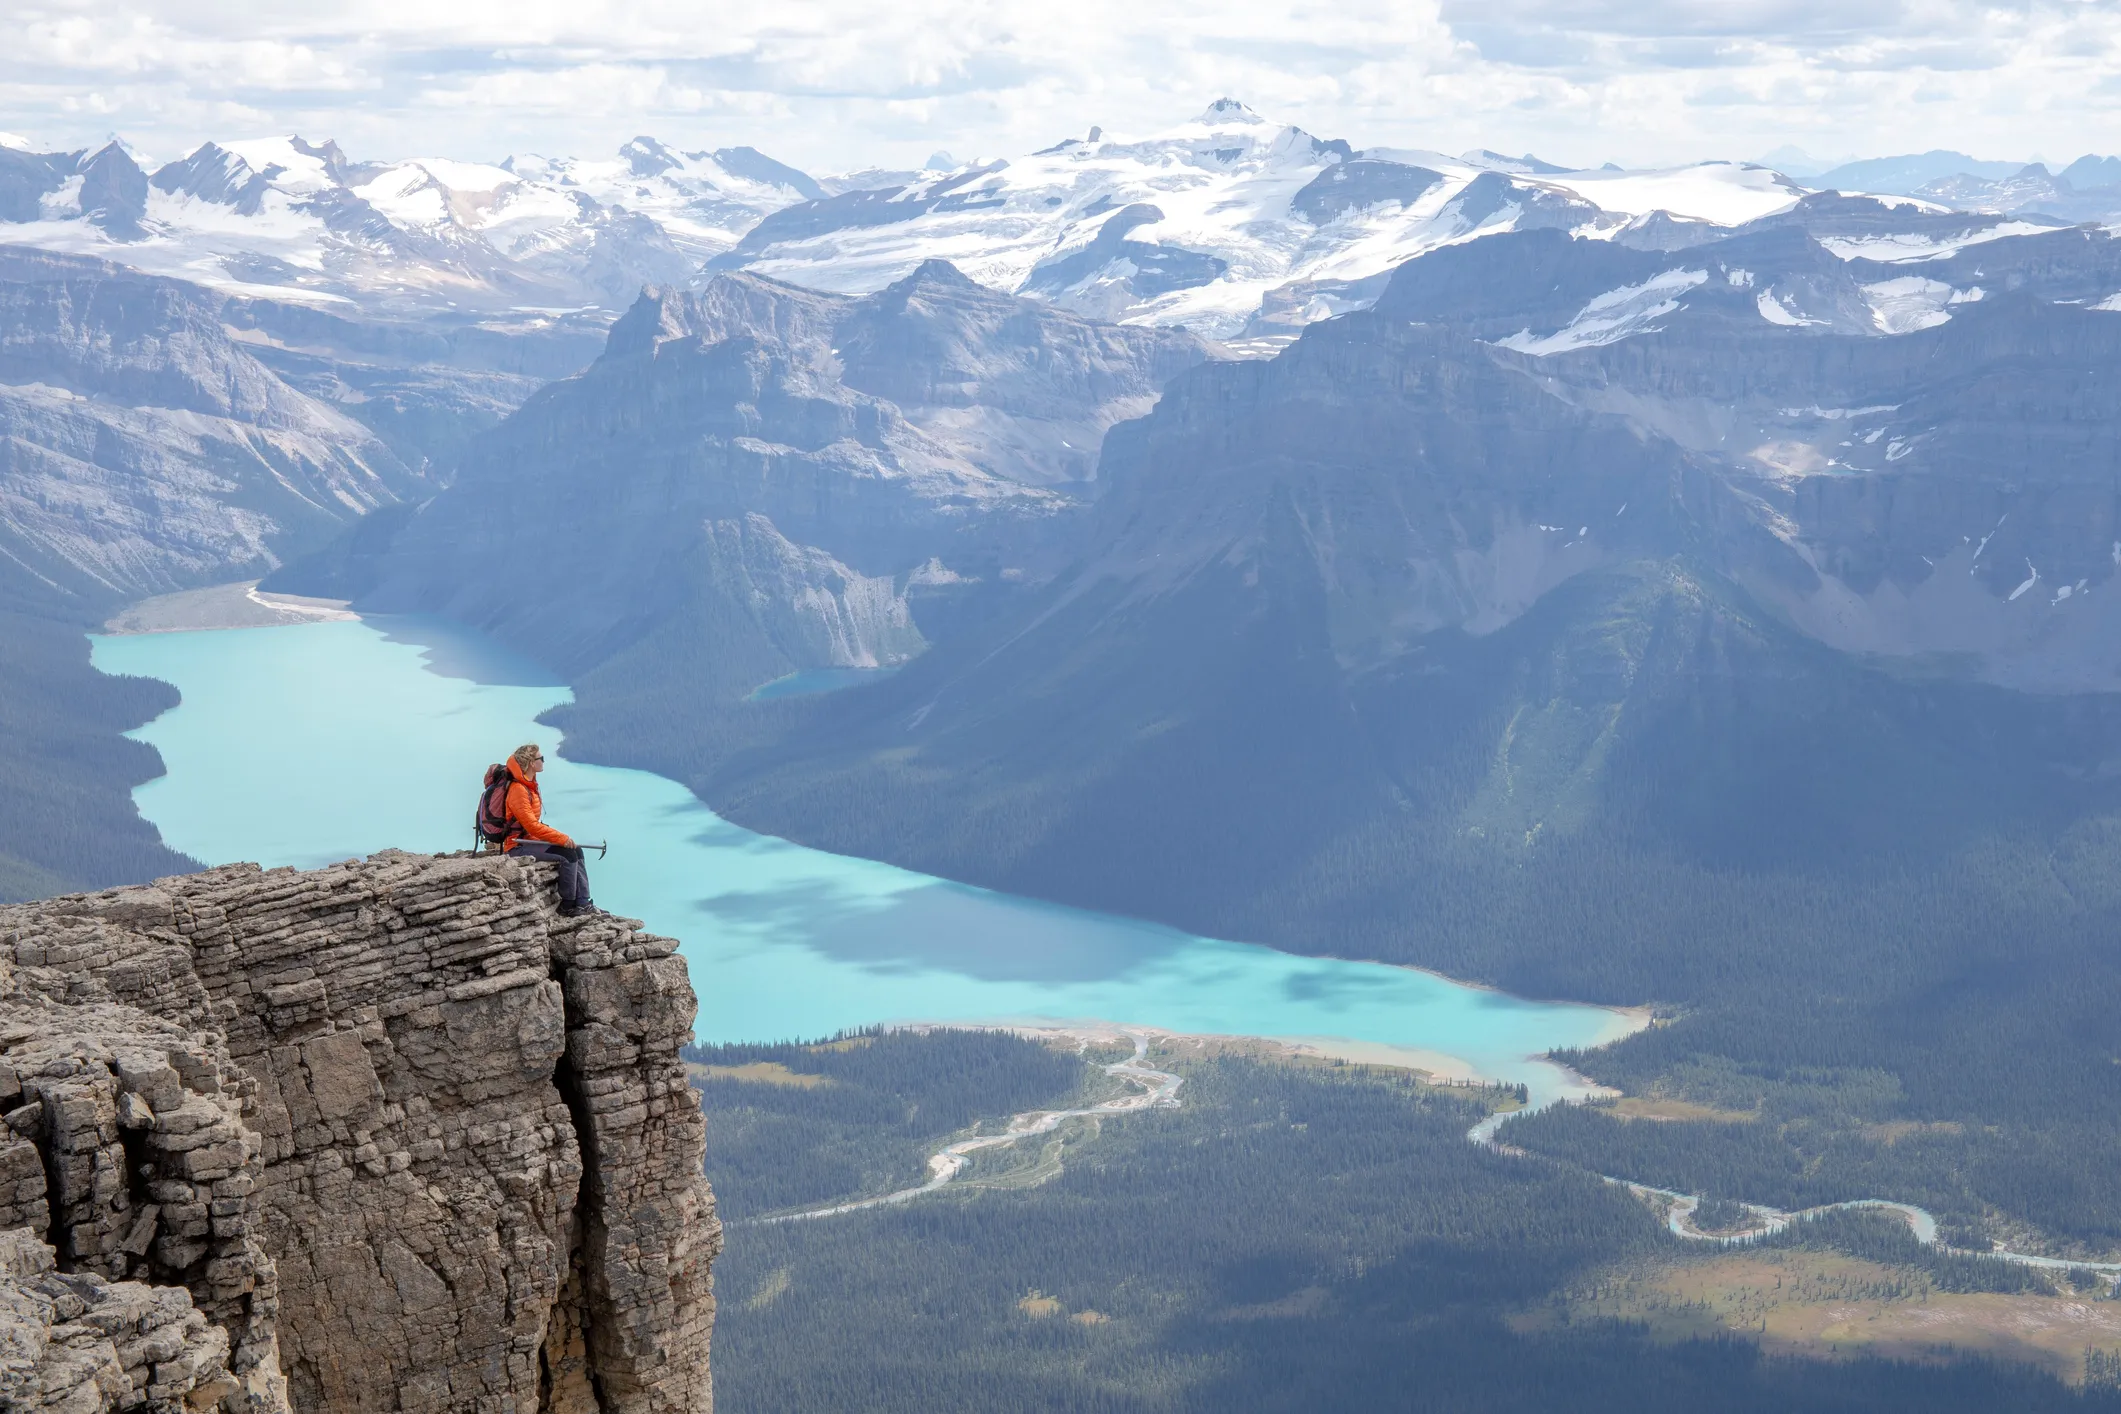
[4,0,2118,172]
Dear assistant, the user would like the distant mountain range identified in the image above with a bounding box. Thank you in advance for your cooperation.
[0,131,816,317]
[259,197,2121,926]
[274,260,1205,712]
[8,103,2117,343]
[11,99,2121,892]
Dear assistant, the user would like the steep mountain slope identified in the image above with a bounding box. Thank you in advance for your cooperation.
[1381,224,2121,689]
[676,218,2121,873]
[0,248,425,597]
[289,262,1207,704]
[214,294,608,478]
[666,307,1992,901]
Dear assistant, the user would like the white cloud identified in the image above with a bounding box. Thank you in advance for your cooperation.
[1,0,2118,173]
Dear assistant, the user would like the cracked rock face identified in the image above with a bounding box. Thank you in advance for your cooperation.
[0,851,719,1413]
[0,1226,264,1414]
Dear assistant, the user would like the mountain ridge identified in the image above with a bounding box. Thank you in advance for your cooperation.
[9,105,2115,346]
[275,262,1207,701]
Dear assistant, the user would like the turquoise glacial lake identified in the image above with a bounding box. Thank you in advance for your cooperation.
[91,616,1638,1103]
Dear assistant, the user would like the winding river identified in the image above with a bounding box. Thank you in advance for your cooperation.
[755,1030,1184,1225]
[91,611,1638,1105]
[1470,1111,2121,1280]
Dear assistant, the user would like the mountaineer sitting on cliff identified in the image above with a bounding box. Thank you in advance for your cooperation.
[490,744,598,917]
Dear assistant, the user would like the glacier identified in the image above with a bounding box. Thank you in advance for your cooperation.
[0,99,2113,348]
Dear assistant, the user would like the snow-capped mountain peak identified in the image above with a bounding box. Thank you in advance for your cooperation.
[711,105,1830,342]
[2,104,2113,346]
[217,136,350,194]
[619,135,687,179]
[1197,96,1265,122]
[151,143,273,213]
[0,131,823,314]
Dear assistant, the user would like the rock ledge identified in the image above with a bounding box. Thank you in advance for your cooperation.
[0,851,718,1413]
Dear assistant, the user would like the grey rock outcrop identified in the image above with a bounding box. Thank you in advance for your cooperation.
[701,513,928,671]
[0,851,718,1412]
[0,1226,264,1414]
[0,989,282,1414]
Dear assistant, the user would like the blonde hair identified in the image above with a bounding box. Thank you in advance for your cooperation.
[511,744,545,769]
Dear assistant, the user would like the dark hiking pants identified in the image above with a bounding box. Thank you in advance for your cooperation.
[508,841,591,910]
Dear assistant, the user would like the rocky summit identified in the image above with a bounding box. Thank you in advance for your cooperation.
[0,851,718,1413]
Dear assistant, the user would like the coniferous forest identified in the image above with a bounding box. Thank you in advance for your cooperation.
[697,1030,2121,1413]
[0,562,194,901]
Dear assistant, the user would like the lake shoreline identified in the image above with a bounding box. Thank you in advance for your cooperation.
[90,614,1640,1106]
[104,579,358,635]
[895,1020,1624,1103]
[93,593,1657,1066]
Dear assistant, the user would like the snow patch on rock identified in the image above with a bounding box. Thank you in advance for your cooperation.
[1497,268,1708,354]
[1861,277,1986,333]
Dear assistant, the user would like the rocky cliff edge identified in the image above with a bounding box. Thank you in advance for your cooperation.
[0,851,719,1413]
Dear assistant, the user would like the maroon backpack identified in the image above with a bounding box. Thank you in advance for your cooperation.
[475,764,516,847]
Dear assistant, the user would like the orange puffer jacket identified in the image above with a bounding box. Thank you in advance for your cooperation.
[502,757,574,851]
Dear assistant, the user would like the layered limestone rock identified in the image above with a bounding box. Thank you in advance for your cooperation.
[0,851,718,1413]
[0,1226,256,1414]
